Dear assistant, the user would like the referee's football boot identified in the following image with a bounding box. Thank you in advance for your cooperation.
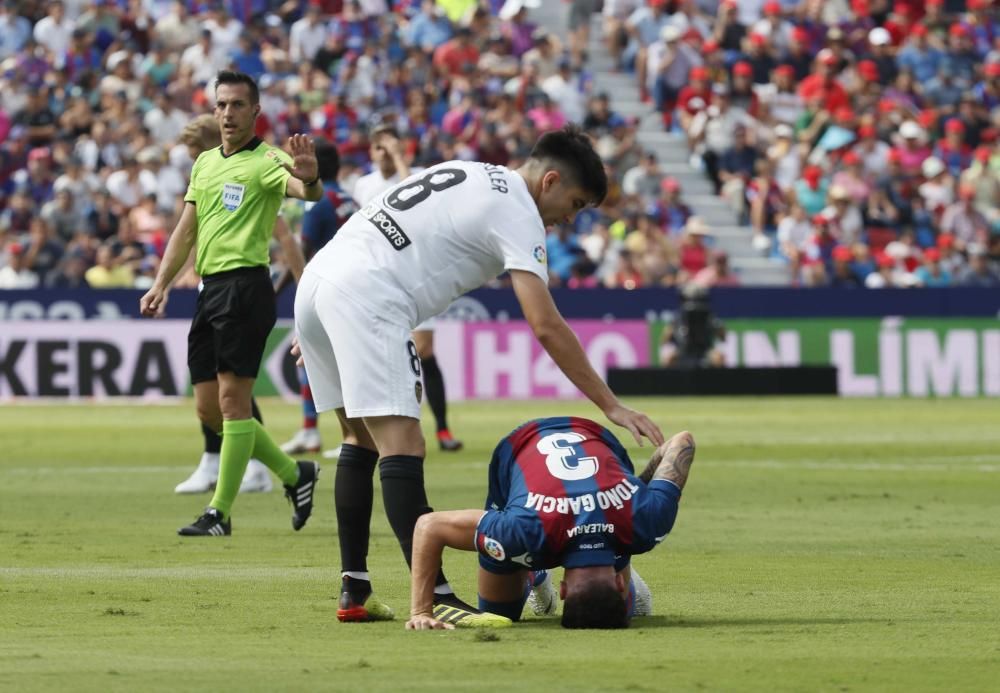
[177,507,231,537]
[336,577,395,623]
[432,593,513,628]
[284,460,319,531]
[526,570,558,617]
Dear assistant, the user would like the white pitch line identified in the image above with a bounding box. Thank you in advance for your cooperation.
[711,460,1000,473]
[0,465,193,475]
[0,566,335,580]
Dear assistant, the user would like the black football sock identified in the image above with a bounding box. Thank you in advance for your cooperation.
[379,455,448,586]
[420,356,449,432]
[202,423,221,454]
[202,400,261,454]
[335,444,379,573]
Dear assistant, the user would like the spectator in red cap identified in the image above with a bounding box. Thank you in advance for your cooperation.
[653,176,692,235]
[882,2,916,47]
[728,61,758,115]
[864,251,903,288]
[935,233,965,277]
[742,35,776,86]
[711,0,746,53]
[831,150,872,204]
[797,49,849,114]
[934,119,973,176]
[785,26,814,80]
[940,184,991,252]
[958,146,1000,217]
[792,164,830,217]
[974,62,1000,112]
[829,244,861,287]
[755,64,804,127]
[675,66,713,133]
[941,23,978,87]
[750,2,794,55]
[914,247,953,286]
[0,241,40,288]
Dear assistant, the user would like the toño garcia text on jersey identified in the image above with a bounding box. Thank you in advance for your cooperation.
[525,478,640,516]
[359,202,411,250]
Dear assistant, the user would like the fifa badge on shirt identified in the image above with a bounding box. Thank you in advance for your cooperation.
[222,182,246,212]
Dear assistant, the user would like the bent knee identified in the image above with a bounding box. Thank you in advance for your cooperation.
[672,430,695,449]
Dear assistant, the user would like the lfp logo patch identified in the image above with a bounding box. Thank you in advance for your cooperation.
[479,534,506,561]
[222,182,245,212]
[532,244,547,264]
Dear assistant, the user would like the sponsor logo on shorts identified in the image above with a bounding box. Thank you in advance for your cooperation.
[222,182,245,212]
[360,203,411,250]
[480,535,506,561]
[532,244,547,264]
[414,381,423,403]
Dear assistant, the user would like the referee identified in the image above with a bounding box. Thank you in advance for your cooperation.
[140,70,323,537]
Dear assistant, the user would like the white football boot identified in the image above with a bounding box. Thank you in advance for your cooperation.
[174,453,219,494]
[526,570,559,617]
[280,428,322,455]
[631,568,653,617]
[239,458,273,493]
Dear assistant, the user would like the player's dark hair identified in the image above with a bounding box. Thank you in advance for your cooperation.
[528,125,608,206]
[370,123,400,141]
[561,581,629,629]
[215,70,259,104]
[314,137,340,181]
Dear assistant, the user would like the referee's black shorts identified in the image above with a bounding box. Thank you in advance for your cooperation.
[188,266,276,384]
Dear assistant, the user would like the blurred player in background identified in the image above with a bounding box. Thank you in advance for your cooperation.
[281,139,360,458]
[406,419,695,630]
[171,114,305,496]
[294,125,665,623]
[353,124,463,453]
[141,70,321,537]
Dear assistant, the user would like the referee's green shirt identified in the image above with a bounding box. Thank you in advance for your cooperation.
[184,137,292,277]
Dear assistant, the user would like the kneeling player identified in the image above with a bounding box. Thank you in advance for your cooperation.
[406,418,695,630]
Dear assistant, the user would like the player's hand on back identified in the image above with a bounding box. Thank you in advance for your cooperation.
[605,403,665,447]
[282,134,318,182]
[405,613,455,631]
[290,335,304,367]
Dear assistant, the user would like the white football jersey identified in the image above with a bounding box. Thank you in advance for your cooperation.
[353,168,423,207]
[307,160,550,327]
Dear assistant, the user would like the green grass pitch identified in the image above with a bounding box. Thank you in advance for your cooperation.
[2,397,999,692]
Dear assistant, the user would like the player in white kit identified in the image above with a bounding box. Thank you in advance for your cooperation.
[352,125,463,451]
[294,126,665,624]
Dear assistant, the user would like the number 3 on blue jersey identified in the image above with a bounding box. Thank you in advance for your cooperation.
[536,432,599,481]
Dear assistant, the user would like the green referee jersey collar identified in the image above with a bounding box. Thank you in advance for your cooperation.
[219,136,263,159]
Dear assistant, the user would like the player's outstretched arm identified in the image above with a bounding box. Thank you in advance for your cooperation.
[139,202,198,317]
[511,270,665,447]
[407,509,484,631]
[640,431,695,490]
[282,134,323,202]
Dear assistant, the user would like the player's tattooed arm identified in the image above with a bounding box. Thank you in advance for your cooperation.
[639,431,695,490]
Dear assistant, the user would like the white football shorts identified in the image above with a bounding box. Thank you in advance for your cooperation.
[294,270,423,419]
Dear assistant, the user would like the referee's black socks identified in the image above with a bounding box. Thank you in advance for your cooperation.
[379,455,448,586]
[335,444,379,573]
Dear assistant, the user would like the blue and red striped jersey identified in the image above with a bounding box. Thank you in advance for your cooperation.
[301,182,358,259]
[475,417,681,573]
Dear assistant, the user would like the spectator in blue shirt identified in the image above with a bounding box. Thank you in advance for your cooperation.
[896,26,943,85]
[405,0,453,52]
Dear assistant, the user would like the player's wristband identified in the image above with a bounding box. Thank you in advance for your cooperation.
[304,176,320,187]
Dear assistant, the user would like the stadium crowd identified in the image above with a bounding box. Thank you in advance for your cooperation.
[0,0,998,290]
